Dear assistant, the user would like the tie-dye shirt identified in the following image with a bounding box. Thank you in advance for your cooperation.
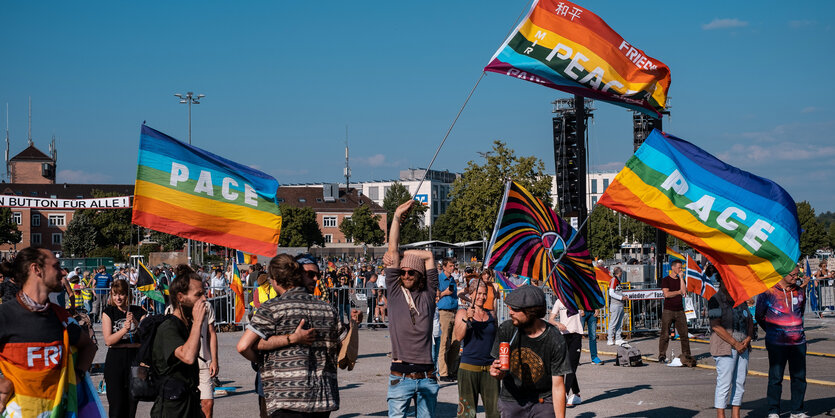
[755,282,805,346]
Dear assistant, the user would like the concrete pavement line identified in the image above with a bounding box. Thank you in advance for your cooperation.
[688,338,835,358]
[585,349,835,387]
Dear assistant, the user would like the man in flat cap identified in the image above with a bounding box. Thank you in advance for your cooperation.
[383,200,440,418]
[489,285,571,418]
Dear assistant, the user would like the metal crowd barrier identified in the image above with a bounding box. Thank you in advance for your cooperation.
[492,281,711,338]
[809,279,835,315]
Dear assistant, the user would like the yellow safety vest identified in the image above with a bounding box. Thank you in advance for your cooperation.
[80,277,94,301]
[249,284,277,310]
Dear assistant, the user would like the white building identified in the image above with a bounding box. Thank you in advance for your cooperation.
[549,171,618,213]
[288,168,460,229]
[359,168,459,228]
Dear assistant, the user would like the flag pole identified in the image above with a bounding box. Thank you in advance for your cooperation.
[413,71,486,197]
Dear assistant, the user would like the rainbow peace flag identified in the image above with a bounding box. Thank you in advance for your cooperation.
[685,255,717,300]
[594,265,613,287]
[0,309,105,418]
[598,130,800,305]
[230,262,246,323]
[133,125,282,257]
[666,247,685,263]
[485,0,670,117]
[236,250,259,265]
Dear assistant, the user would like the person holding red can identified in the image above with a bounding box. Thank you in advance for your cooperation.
[489,285,571,418]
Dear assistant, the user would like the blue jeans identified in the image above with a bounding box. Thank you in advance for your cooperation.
[337,304,351,324]
[766,342,806,414]
[432,336,440,372]
[387,374,439,418]
[713,349,749,409]
[581,311,598,358]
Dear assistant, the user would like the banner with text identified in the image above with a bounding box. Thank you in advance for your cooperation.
[0,196,131,209]
[484,0,671,117]
[622,289,664,300]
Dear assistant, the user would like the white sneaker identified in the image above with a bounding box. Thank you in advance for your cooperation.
[566,394,581,406]
[687,332,694,338]
[767,414,780,418]
[606,339,614,346]
[615,339,626,346]
[790,413,810,418]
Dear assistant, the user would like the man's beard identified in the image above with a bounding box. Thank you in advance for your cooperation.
[182,304,194,319]
[513,314,537,329]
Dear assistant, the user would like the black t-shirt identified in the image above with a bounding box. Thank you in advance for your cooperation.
[152,316,199,385]
[0,299,82,346]
[103,305,147,345]
[661,275,684,311]
[0,280,20,304]
[490,319,571,403]
[334,286,350,306]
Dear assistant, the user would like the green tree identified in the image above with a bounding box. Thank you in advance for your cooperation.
[63,213,97,257]
[797,201,827,257]
[279,206,325,249]
[382,182,428,244]
[149,230,187,252]
[588,206,622,260]
[0,207,22,246]
[339,205,385,246]
[74,190,133,249]
[829,222,835,249]
[437,140,552,243]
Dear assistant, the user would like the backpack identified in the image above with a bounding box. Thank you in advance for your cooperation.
[615,345,643,367]
[129,314,172,401]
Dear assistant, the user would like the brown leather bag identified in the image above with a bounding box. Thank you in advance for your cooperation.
[338,318,359,370]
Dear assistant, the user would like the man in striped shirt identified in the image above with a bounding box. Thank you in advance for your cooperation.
[237,254,340,417]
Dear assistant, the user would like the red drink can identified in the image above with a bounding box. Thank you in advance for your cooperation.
[499,342,510,371]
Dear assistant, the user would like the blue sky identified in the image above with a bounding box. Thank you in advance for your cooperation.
[1,1,833,211]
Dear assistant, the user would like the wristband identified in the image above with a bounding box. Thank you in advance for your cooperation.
[286,334,292,346]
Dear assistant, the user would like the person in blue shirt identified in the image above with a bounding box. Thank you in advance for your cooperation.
[92,265,113,322]
[437,257,459,382]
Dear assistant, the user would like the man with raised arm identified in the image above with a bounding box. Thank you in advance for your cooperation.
[384,200,440,418]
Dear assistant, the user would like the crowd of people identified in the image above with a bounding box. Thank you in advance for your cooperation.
[0,199,826,418]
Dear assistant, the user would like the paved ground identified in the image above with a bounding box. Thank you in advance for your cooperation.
[89,314,835,417]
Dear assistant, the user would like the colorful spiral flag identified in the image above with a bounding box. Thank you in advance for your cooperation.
[485,181,603,314]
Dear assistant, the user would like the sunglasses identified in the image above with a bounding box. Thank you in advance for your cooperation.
[305,271,321,279]
[401,269,420,277]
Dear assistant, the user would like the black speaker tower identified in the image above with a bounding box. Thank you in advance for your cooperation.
[633,111,666,285]
[553,95,593,235]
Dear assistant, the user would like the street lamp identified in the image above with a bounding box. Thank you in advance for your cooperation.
[173,92,204,145]
[174,91,205,264]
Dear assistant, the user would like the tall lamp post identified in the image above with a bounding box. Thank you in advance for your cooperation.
[174,92,205,265]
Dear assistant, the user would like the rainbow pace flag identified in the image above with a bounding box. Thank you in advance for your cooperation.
[133,125,282,257]
[598,130,801,305]
[0,308,106,418]
[236,250,258,265]
[594,265,613,287]
[485,181,603,314]
[484,0,670,117]
[230,262,246,323]
[666,246,685,263]
[685,255,717,300]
